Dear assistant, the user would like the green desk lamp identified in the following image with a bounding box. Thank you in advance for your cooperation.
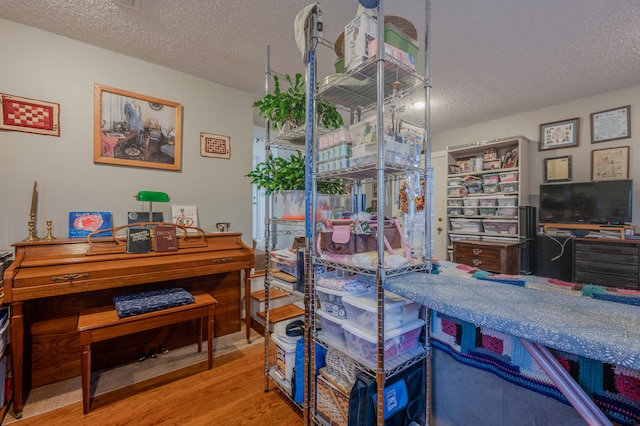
[134,191,170,223]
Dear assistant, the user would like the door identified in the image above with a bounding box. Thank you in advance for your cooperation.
[431,150,447,261]
[252,138,266,248]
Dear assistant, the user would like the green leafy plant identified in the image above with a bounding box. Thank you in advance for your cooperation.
[252,73,344,131]
[247,151,344,195]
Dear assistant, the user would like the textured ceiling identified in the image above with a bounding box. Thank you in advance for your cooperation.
[1,0,640,134]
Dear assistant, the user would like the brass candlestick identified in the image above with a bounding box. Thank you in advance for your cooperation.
[25,214,40,242]
[44,220,56,241]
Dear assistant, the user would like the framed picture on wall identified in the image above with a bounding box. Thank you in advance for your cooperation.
[93,84,183,171]
[591,146,629,181]
[590,105,630,143]
[544,155,572,182]
[539,117,580,151]
[200,132,231,159]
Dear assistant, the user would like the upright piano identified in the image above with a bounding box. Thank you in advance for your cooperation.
[3,229,253,417]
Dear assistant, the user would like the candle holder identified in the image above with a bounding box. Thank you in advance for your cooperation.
[44,220,56,241]
[25,215,40,242]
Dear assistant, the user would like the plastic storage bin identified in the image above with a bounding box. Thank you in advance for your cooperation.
[316,286,368,319]
[499,181,519,193]
[351,139,405,158]
[464,207,478,216]
[341,291,420,331]
[447,186,467,197]
[479,207,497,216]
[342,318,424,365]
[450,218,482,233]
[447,177,465,187]
[482,219,518,235]
[499,171,519,182]
[483,183,499,194]
[478,197,497,206]
[465,183,483,194]
[317,308,348,345]
[497,195,517,206]
[482,173,499,185]
[497,206,517,217]
[449,234,481,242]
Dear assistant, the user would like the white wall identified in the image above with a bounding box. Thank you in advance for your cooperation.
[432,85,640,226]
[0,19,255,249]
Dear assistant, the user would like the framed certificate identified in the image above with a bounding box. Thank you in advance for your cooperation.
[544,155,572,182]
[590,105,630,143]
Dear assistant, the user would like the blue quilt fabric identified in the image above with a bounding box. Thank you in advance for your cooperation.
[113,287,195,318]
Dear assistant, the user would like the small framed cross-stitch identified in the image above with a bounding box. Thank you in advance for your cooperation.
[200,132,230,159]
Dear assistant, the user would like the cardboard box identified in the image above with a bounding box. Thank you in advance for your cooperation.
[344,13,377,70]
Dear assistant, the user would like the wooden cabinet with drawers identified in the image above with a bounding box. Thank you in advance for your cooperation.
[453,240,521,275]
[573,239,640,290]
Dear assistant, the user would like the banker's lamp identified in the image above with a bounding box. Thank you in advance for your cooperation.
[134,191,170,222]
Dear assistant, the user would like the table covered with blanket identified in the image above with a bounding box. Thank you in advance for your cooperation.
[384,261,640,425]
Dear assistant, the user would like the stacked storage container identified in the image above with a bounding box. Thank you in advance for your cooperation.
[340,291,424,369]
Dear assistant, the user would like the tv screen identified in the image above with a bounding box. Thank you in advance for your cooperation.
[539,180,632,224]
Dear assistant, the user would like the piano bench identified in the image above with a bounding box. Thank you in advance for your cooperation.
[77,290,217,414]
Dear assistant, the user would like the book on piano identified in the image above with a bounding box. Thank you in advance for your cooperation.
[154,225,178,252]
[126,228,151,253]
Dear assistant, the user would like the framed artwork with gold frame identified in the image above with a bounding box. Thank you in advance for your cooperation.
[94,84,182,171]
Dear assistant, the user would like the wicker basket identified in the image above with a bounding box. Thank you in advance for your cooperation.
[334,15,417,58]
[324,347,359,393]
[316,369,350,426]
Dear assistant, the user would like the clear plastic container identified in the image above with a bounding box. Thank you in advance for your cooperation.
[450,218,482,232]
[482,219,518,234]
[341,291,420,331]
[342,318,424,366]
[316,286,368,319]
[497,195,518,206]
[317,308,347,345]
[499,182,519,193]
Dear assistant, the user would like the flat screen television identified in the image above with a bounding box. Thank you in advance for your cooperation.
[539,180,633,224]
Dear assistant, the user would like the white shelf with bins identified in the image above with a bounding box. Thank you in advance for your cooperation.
[445,136,531,257]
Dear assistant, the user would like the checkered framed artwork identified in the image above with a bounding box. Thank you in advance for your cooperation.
[200,132,230,159]
[0,94,60,136]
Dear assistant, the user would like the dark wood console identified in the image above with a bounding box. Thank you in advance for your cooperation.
[573,238,639,290]
[3,231,253,418]
[452,240,521,275]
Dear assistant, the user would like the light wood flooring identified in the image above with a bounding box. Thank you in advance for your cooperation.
[4,343,303,426]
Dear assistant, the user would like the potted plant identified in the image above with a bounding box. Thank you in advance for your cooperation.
[247,151,345,218]
[252,73,344,132]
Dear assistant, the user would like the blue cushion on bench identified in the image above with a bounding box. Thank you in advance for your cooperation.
[113,287,196,318]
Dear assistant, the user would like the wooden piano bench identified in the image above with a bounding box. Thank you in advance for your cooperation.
[76,290,217,414]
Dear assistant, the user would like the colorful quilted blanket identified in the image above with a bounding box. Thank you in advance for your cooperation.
[385,261,640,425]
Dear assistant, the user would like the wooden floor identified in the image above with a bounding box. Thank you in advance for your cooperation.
[5,343,303,426]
